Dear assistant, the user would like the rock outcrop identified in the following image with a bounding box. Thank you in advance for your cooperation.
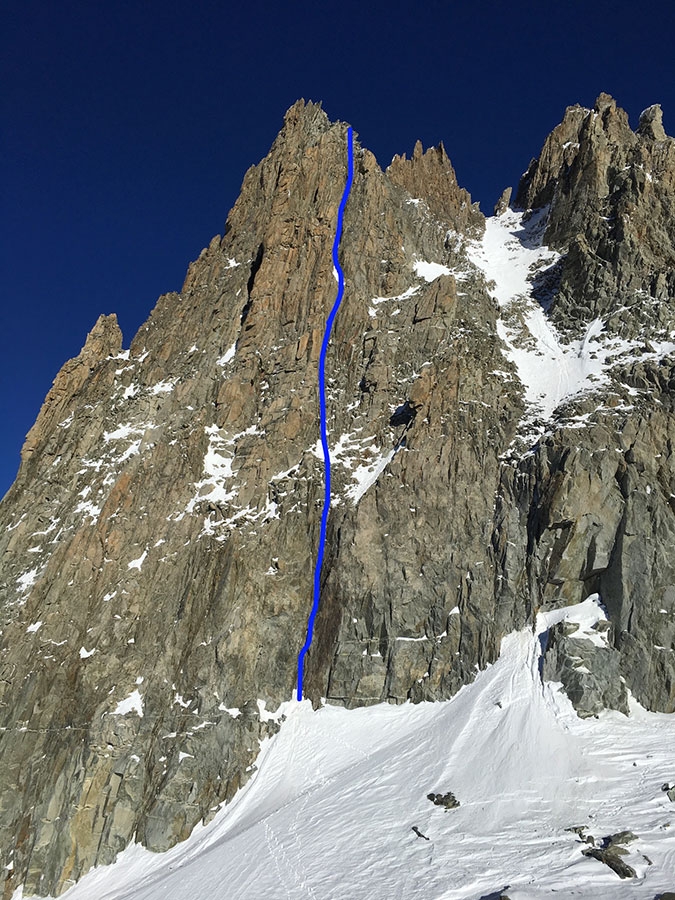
[516,92,675,340]
[0,95,673,896]
[542,618,629,718]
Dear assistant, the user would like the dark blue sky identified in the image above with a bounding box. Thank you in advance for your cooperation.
[2,0,674,496]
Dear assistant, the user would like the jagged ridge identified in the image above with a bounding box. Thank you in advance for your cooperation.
[0,95,673,897]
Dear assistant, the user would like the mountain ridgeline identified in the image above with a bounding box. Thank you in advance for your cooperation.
[1,94,674,897]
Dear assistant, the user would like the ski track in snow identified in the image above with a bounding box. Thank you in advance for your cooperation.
[35,600,675,900]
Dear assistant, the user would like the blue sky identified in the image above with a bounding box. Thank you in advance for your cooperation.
[2,0,674,496]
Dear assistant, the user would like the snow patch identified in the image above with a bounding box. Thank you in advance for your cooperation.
[104,424,142,442]
[150,380,175,395]
[111,689,143,717]
[467,208,560,309]
[368,285,419,317]
[217,343,237,366]
[413,259,453,282]
[347,446,398,504]
[185,426,238,513]
[74,499,101,521]
[17,569,39,594]
[256,699,290,723]
[541,593,610,648]
[127,551,148,572]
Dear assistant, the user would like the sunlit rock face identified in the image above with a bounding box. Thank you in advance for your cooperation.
[1,94,674,897]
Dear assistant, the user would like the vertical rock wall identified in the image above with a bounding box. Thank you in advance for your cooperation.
[0,95,673,896]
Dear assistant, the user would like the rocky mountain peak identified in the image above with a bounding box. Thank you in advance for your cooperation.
[515,94,675,338]
[593,90,617,114]
[82,312,124,358]
[387,139,483,232]
[1,97,674,897]
[19,313,123,471]
[638,102,667,140]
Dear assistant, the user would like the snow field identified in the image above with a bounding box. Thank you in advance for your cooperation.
[37,601,675,900]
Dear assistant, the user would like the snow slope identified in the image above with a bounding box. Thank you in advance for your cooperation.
[467,209,675,427]
[25,603,675,900]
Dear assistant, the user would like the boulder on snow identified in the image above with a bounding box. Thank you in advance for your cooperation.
[542,620,629,718]
[582,846,636,878]
[581,830,639,879]
[427,790,460,809]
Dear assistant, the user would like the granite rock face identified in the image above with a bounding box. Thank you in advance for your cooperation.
[0,95,674,896]
[516,92,675,339]
[542,618,629,718]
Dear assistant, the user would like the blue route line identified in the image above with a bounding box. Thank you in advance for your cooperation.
[296,126,354,702]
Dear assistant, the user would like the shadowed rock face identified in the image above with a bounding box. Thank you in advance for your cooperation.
[0,95,674,896]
